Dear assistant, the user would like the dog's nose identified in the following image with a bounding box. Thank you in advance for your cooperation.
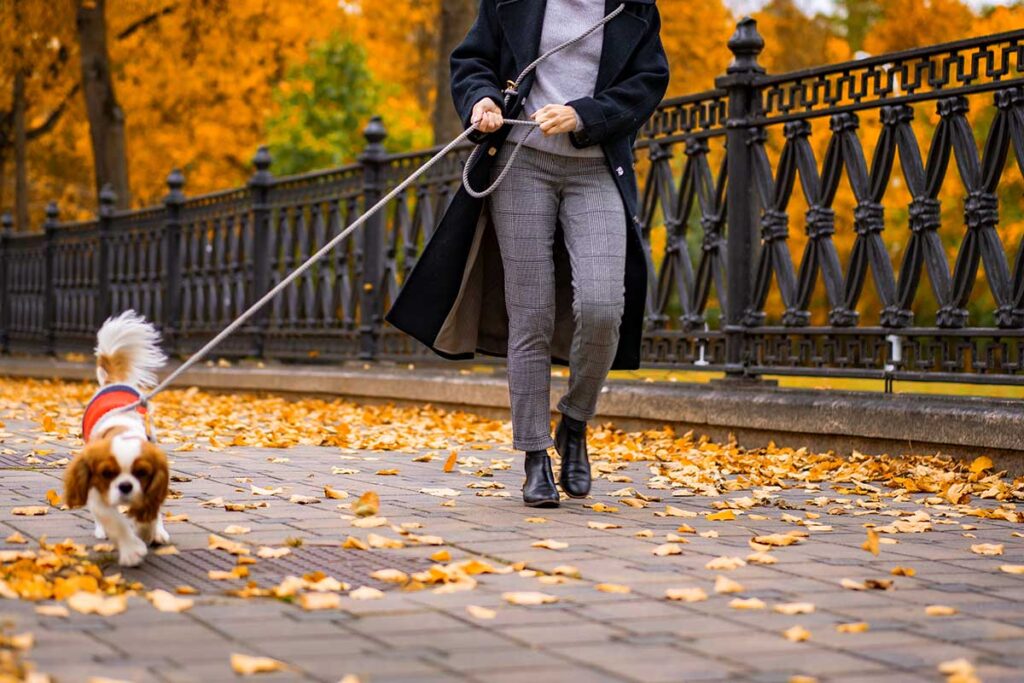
[118,481,134,494]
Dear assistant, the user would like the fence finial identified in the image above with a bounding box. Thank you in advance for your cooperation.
[99,184,117,217]
[362,116,387,153]
[727,17,765,75]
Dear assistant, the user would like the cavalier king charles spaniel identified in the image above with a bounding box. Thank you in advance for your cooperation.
[64,310,170,566]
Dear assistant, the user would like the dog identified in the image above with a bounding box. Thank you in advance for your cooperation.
[64,310,170,566]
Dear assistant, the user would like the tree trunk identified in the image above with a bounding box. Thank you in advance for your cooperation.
[77,0,131,210]
[13,68,28,232]
[432,0,476,145]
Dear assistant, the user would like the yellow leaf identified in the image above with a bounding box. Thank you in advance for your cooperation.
[891,566,916,576]
[783,625,811,642]
[354,491,380,517]
[588,503,619,513]
[45,489,61,507]
[595,583,631,593]
[652,543,683,556]
[836,622,870,633]
[223,525,250,535]
[324,485,348,499]
[999,564,1024,574]
[443,451,458,472]
[746,551,777,565]
[67,592,127,616]
[705,556,746,570]
[34,604,70,618]
[230,654,288,676]
[367,533,404,549]
[665,587,707,602]
[430,549,452,562]
[370,569,408,583]
[714,576,744,594]
[298,592,341,610]
[5,531,27,544]
[466,605,496,619]
[729,597,766,610]
[970,543,1003,556]
[147,589,194,613]
[706,510,736,521]
[208,534,250,556]
[176,586,199,595]
[774,602,815,615]
[349,586,384,600]
[532,539,568,550]
[256,547,291,559]
[342,536,369,551]
[12,506,48,516]
[925,605,957,617]
[502,591,558,606]
[753,533,801,547]
[551,565,581,578]
[862,529,880,556]
[969,456,993,474]
[587,521,620,530]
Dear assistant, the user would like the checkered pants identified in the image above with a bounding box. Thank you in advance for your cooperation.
[488,142,626,451]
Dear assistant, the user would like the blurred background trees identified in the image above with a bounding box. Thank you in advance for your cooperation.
[0,0,1021,227]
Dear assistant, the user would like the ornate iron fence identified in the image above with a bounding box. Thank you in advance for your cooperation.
[3,20,1024,387]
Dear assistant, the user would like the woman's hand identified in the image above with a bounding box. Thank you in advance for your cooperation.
[471,97,504,133]
[531,104,580,136]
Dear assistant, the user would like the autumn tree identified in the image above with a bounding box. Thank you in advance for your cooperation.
[433,0,475,144]
[265,35,380,176]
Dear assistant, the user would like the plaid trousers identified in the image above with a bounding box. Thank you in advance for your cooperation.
[488,142,626,451]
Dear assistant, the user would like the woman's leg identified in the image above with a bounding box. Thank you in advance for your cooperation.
[555,158,627,421]
[488,145,561,452]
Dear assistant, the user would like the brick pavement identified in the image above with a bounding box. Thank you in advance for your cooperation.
[1,414,1023,683]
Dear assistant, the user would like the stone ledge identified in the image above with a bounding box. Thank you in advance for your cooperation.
[3,356,1022,472]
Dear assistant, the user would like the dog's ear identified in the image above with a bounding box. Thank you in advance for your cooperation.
[133,443,168,523]
[64,447,95,509]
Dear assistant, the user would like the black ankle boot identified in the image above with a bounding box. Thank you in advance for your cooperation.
[522,450,559,508]
[555,415,591,498]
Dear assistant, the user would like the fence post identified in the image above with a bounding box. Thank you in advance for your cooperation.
[0,213,11,354]
[248,147,273,358]
[716,18,765,379]
[43,201,59,355]
[96,184,116,327]
[358,116,387,360]
[163,169,185,355]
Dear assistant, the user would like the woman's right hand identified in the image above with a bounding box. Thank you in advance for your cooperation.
[471,97,504,133]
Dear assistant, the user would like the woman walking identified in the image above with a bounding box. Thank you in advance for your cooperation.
[386,0,669,507]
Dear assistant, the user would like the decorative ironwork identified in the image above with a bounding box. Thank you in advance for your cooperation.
[3,24,1024,387]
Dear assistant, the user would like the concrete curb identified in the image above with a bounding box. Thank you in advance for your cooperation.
[3,356,1022,471]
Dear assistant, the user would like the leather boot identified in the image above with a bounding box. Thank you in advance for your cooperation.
[555,415,591,498]
[522,450,559,508]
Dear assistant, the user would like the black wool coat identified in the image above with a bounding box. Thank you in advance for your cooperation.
[384,0,670,370]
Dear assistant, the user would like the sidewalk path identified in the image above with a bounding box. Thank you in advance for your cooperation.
[1,380,1022,683]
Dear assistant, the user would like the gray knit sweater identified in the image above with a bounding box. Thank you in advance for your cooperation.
[504,0,605,158]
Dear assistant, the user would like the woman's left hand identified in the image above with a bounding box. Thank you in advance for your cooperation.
[531,104,579,136]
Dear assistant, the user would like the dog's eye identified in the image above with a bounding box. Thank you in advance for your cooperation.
[133,466,151,479]
[100,468,116,480]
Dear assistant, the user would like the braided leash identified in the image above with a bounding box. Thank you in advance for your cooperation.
[111,3,626,420]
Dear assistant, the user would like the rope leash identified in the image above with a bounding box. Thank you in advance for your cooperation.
[112,3,626,420]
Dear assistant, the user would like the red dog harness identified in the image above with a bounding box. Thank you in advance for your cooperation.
[82,385,148,442]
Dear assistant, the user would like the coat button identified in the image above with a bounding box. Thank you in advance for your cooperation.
[616,166,624,176]
[488,147,497,156]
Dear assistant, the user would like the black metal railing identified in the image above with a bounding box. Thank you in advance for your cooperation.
[3,19,1024,387]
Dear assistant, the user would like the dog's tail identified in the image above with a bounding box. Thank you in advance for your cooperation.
[95,310,166,388]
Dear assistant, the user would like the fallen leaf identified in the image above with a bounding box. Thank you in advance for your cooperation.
[342,536,369,551]
[354,491,380,517]
[652,543,683,556]
[349,586,384,600]
[730,597,766,610]
[147,589,194,613]
[34,604,69,618]
[208,534,250,556]
[299,592,341,610]
[706,510,736,521]
[503,591,558,606]
[375,469,399,476]
[420,488,460,498]
[970,543,1003,556]
[524,517,547,523]
[925,605,958,617]
[532,539,568,550]
[431,549,451,562]
[969,456,993,474]
[862,529,880,556]
[587,521,620,530]
[999,564,1024,574]
[223,525,251,535]
[746,551,777,565]
[256,547,291,559]
[551,565,581,578]
[783,625,811,642]
[891,566,916,576]
[665,587,707,602]
[45,489,61,507]
[67,592,127,616]
[12,506,48,516]
[5,532,27,544]
[595,583,631,594]
[753,533,800,547]
[774,602,815,615]
[230,653,288,675]
[443,451,458,472]
[466,605,497,619]
[250,485,283,496]
[836,622,869,633]
[324,485,348,499]
[705,556,746,570]
[370,569,408,583]
[714,576,744,594]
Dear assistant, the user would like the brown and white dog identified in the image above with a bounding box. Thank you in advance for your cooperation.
[64,310,170,566]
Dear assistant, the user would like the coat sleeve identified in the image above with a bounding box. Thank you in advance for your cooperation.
[566,5,669,148]
[450,0,506,136]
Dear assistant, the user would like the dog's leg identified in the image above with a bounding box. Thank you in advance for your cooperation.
[136,516,171,546]
[88,491,147,566]
[93,517,108,540]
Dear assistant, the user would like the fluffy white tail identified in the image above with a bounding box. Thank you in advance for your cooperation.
[95,310,167,388]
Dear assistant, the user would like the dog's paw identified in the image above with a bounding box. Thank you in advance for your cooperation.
[118,537,148,567]
[93,522,108,540]
[153,523,171,545]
